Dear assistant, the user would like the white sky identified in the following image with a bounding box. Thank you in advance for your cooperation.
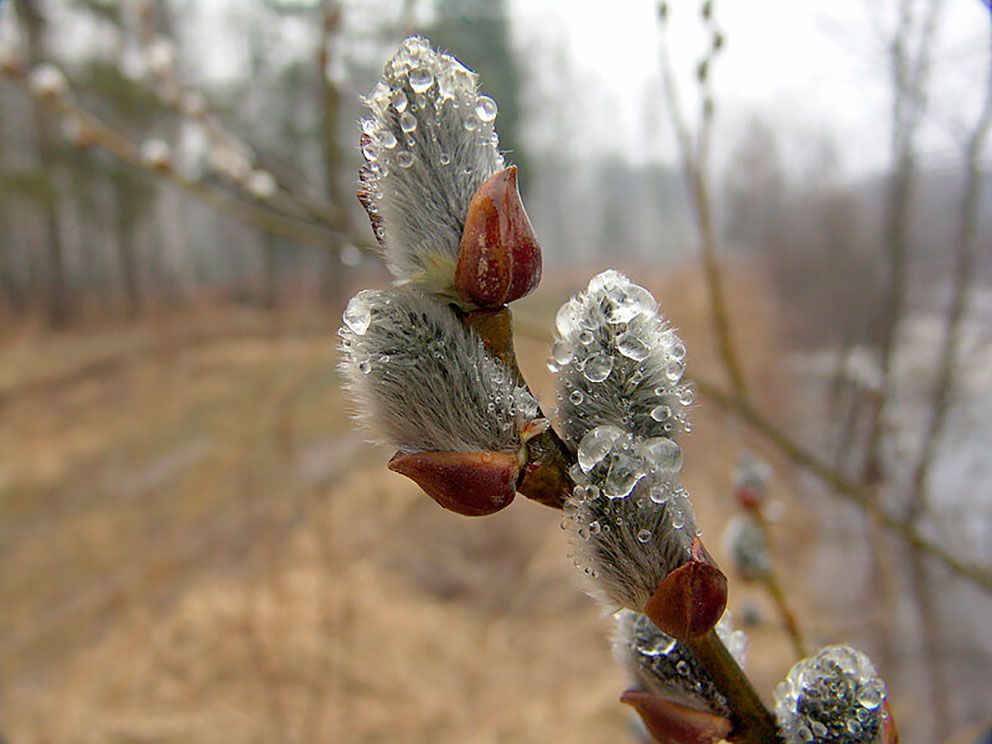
[2,0,987,180]
[512,0,991,177]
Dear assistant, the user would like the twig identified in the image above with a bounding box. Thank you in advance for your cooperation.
[658,2,749,398]
[686,629,780,741]
[481,309,780,743]
[905,14,992,521]
[695,377,992,595]
[749,506,809,659]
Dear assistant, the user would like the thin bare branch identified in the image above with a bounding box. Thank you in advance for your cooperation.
[694,377,992,595]
[906,15,992,521]
[657,2,749,398]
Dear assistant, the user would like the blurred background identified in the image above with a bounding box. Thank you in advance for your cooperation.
[1,0,991,742]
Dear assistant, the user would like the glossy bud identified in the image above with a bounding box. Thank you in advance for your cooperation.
[645,536,728,641]
[621,690,732,744]
[388,449,519,517]
[456,166,542,308]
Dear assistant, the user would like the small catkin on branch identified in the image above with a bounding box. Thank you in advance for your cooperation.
[0,53,366,252]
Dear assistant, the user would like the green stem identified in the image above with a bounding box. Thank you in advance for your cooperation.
[686,630,781,743]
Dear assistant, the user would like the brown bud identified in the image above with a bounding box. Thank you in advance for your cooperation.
[620,690,731,744]
[881,700,899,744]
[456,166,542,308]
[388,450,519,517]
[645,536,728,641]
[735,485,765,511]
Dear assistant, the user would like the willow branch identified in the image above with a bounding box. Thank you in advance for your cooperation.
[686,629,780,742]
[750,506,809,659]
[658,3,748,399]
[905,13,992,523]
[135,1,353,233]
[695,377,992,595]
[4,71,363,251]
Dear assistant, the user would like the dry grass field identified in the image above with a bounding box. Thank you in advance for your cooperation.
[0,264,832,743]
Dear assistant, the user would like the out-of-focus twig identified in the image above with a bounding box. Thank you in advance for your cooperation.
[905,14,992,523]
[695,377,992,595]
[657,1,748,398]
[3,67,357,251]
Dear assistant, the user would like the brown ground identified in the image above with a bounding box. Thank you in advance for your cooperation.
[0,264,822,743]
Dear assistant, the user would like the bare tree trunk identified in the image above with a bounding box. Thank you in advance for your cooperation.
[15,0,71,328]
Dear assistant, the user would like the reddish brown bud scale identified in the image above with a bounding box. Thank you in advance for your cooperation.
[456,166,542,308]
[388,449,519,517]
[735,485,764,511]
[620,690,732,744]
[645,537,728,641]
[881,700,899,744]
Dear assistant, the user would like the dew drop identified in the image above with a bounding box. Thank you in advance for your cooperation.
[343,292,373,335]
[409,66,435,93]
[637,529,652,543]
[604,454,643,499]
[569,390,584,405]
[643,437,683,472]
[589,520,602,535]
[392,89,408,112]
[577,425,623,473]
[650,405,672,422]
[649,482,671,504]
[665,359,685,382]
[396,151,415,168]
[358,360,371,374]
[474,95,498,122]
[583,353,613,382]
[399,111,417,133]
[671,510,686,529]
[439,152,450,165]
[579,330,594,345]
[857,684,882,710]
[463,114,480,131]
[556,301,580,335]
[552,340,574,366]
[380,130,398,149]
[616,330,651,361]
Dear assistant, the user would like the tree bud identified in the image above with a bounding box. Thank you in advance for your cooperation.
[388,450,519,517]
[455,166,542,308]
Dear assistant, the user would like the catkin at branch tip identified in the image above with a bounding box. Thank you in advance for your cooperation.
[338,287,536,454]
[358,36,505,298]
[774,645,887,744]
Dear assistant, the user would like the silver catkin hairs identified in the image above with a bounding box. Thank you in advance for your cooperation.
[774,645,889,744]
[553,272,709,621]
[357,36,505,297]
[564,450,698,614]
[550,269,693,447]
[339,288,536,454]
[614,610,748,716]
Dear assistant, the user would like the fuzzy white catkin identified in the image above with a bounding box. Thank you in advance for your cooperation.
[338,288,536,454]
[555,272,703,615]
[551,270,692,447]
[774,645,887,744]
[358,36,504,297]
[614,610,747,716]
[565,462,698,613]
